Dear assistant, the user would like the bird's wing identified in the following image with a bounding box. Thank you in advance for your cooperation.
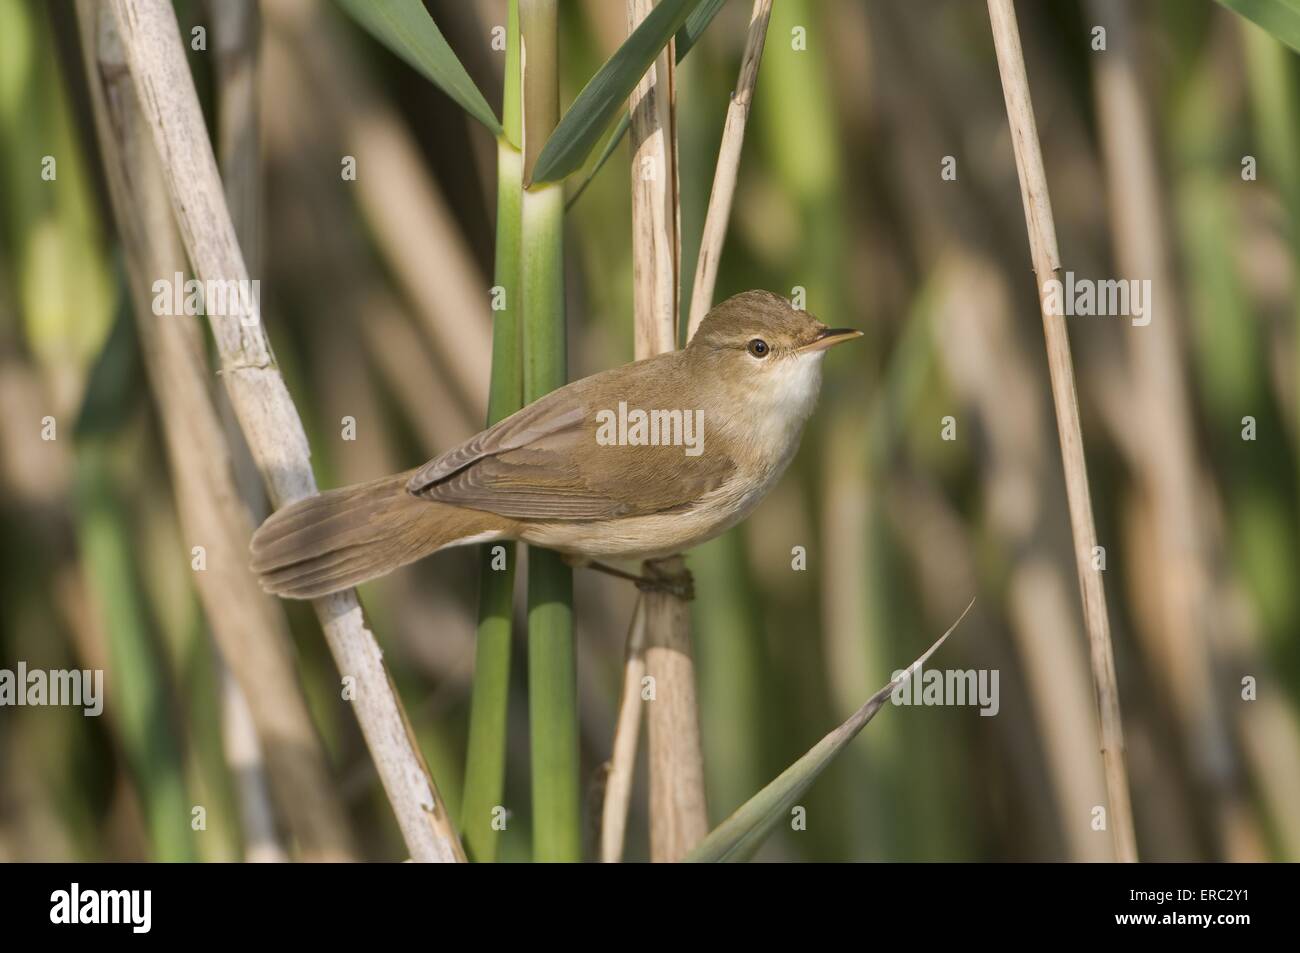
[407,364,736,521]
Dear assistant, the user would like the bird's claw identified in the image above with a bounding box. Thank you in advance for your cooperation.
[637,563,695,601]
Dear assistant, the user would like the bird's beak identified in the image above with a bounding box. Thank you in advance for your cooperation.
[799,327,864,353]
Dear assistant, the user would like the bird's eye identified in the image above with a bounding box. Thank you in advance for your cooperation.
[747,338,770,358]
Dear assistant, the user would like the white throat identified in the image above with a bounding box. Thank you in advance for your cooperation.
[736,350,826,468]
[768,349,826,419]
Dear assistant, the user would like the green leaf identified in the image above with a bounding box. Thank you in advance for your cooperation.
[1216,0,1300,53]
[530,0,707,184]
[566,0,727,206]
[686,600,975,863]
[677,0,727,57]
[335,0,502,134]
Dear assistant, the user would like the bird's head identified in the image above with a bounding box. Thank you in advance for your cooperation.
[688,291,862,419]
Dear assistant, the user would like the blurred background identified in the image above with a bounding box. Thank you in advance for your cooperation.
[1,0,1298,861]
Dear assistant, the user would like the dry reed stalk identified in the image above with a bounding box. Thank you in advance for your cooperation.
[868,6,1118,858]
[104,0,464,862]
[219,668,289,862]
[627,0,680,355]
[599,596,647,861]
[78,0,357,861]
[264,0,490,425]
[211,0,260,270]
[686,0,773,340]
[625,0,708,862]
[209,0,291,864]
[641,555,708,859]
[257,29,479,452]
[934,257,1112,861]
[985,0,1137,862]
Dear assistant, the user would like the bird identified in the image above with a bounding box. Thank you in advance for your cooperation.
[250,290,862,599]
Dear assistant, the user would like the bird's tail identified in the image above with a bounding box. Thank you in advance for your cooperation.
[250,470,507,599]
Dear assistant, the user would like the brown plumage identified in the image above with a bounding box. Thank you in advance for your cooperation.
[250,291,861,598]
[250,470,517,599]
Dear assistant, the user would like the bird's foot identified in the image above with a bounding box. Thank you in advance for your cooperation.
[571,555,695,601]
[637,557,695,601]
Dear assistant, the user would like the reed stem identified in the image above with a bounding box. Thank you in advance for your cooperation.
[986,0,1138,862]
[105,0,464,861]
[78,0,357,859]
[686,0,772,340]
[624,0,708,861]
[519,0,580,862]
[461,0,525,864]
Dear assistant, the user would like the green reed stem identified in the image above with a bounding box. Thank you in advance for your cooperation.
[518,0,579,862]
[461,0,524,864]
